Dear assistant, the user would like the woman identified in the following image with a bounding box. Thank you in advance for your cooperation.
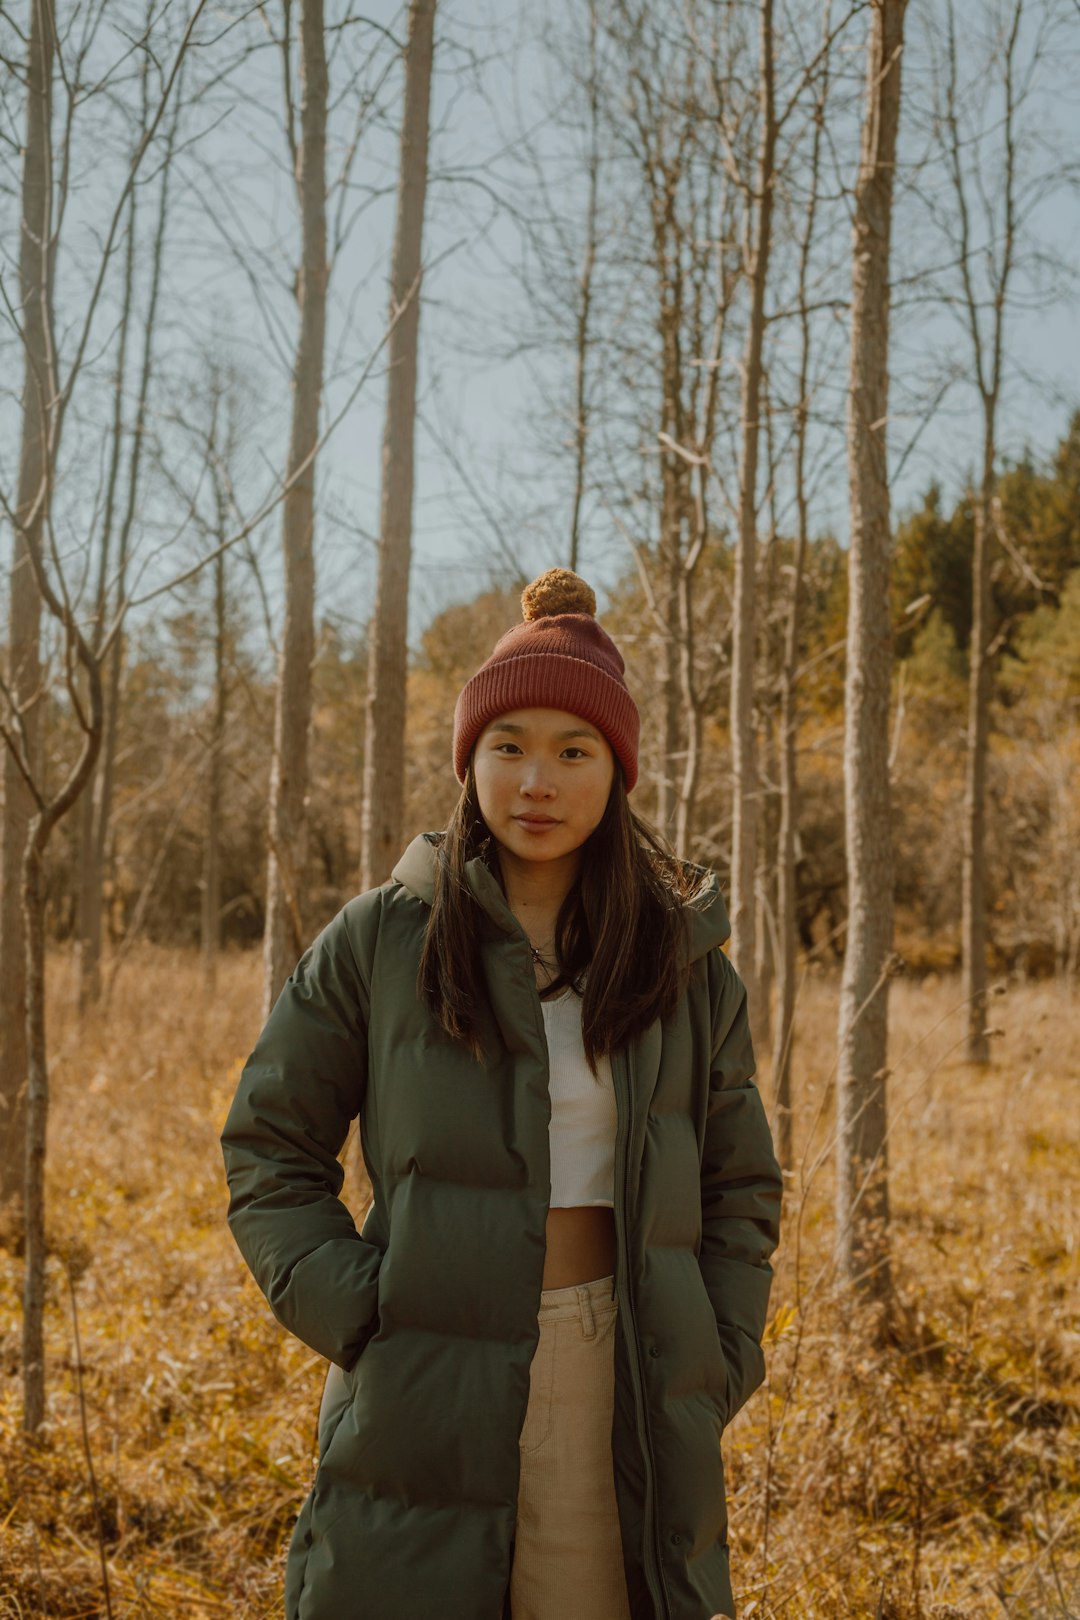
[220,568,783,1620]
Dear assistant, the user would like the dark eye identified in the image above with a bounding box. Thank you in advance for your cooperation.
[494,742,522,754]
[562,747,588,759]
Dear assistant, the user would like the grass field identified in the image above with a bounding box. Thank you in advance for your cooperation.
[1,949,1077,1618]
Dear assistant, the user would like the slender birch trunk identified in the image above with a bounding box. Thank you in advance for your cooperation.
[569,0,600,575]
[835,0,907,1306]
[773,507,804,1173]
[656,536,684,842]
[22,649,104,1433]
[202,537,227,990]
[673,559,701,859]
[772,400,808,1176]
[77,77,174,1011]
[7,0,199,1433]
[755,431,780,1035]
[21,823,49,1432]
[674,134,735,861]
[947,0,1022,1065]
[729,0,776,1021]
[360,0,436,891]
[76,189,135,1012]
[652,149,690,844]
[0,0,51,1233]
[771,29,828,1174]
[755,695,778,1032]
[263,0,329,1016]
[962,443,995,1065]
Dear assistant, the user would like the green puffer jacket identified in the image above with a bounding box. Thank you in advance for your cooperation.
[220,832,782,1620]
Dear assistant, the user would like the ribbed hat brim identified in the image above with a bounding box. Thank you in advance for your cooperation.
[452,651,639,791]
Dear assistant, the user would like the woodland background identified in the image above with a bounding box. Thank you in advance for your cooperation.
[27,433,1080,979]
[1,0,1078,1617]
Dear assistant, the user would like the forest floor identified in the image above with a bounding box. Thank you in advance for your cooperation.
[0,949,1077,1619]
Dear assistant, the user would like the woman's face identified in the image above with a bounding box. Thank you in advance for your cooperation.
[472,707,616,868]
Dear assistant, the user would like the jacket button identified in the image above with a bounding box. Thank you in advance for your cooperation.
[670,1532,682,1545]
[649,1345,661,1357]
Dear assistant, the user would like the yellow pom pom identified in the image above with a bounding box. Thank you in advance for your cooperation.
[520,568,597,621]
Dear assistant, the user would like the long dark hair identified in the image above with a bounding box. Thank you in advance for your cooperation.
[417,756,713,1078]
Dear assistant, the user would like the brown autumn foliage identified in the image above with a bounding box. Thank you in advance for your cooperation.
[33,414,1080,981]
[0,951,1076,1618]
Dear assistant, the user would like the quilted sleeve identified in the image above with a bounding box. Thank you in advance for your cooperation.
[219,896,383,1371]
[698,945,783,1421]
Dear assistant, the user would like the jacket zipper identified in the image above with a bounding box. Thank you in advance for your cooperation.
[613,1044,671,1620]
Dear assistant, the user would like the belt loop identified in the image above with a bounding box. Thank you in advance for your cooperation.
[610,1274,616,1303]
[577,1284,597,1339]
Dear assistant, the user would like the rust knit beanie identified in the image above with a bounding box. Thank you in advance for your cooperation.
[452,568,640,792]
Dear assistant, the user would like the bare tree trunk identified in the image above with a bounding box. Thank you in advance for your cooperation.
[962,446,994,1065]
[75,765,97,998]
[773,510,803,1171]
[202,542,226,990]
[835,0,907,1308]
[771,18,828,1175]
[76,190,135,1013]
[22,663,104,1434]
[263,0,329,1016]
[17,503,106,1435]
[88,611,123,977]
[652,154,690,843]
[729,0,776,1021]
[4,0,198,1435]
[610,8,736,849]
[569,0,600,575]
[0,0,52,1235]
[673,138,734,861]
[656,539,683,840]
[673,558,701,859]
[360,0,436,892]
[755,421,780,1040]
[946,0,1021,1065]
[77,75,173,1011]
[21,827,48,1432]
[755,687,777,1034]
[772,345,809,1179]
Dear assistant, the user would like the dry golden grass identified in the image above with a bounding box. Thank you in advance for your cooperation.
[735,970,1080,1620]
[1,949,1077,1618]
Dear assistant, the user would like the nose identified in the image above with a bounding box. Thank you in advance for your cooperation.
[519,764,555,799]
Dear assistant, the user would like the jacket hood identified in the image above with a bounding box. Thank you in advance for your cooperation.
[390,830,731,962]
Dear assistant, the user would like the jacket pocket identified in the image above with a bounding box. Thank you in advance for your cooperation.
[693,1255,732,1427]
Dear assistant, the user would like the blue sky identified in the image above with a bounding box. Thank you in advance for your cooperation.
[2,0,1078,654]
[314,0,1080,640]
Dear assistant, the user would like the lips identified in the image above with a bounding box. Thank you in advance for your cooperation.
[515,815,559,826]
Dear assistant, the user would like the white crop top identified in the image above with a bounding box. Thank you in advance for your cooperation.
[540,984,617,1208]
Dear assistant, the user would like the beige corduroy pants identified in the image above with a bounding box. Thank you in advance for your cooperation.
[510,1272,633,1620]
